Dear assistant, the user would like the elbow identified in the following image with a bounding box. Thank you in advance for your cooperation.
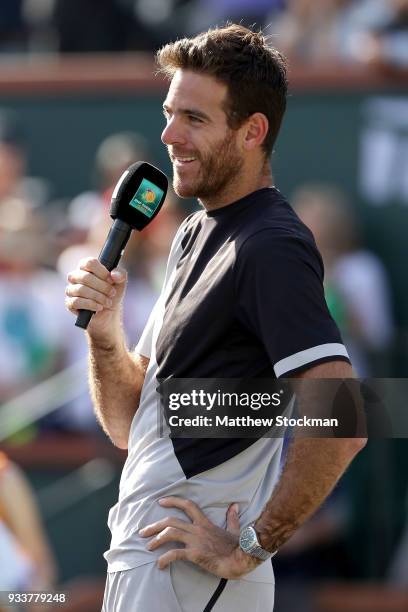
[104,429,129,450]
[99,422,130,450]
[355,436,368,452]
[112,436,129,450]
[343,436,367,457]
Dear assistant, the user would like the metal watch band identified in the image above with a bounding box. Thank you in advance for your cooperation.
[239,523,273,561]
[250,544,272,561]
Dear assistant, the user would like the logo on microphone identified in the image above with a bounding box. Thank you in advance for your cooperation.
[130,178,164,218]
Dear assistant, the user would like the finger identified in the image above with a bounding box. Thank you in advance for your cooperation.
[65,284,114,309]
[157,548,193,570]
[146,527,190,551]
[65,296,103,314]
[68,269,116,297]
[226,503,240,534]
[158,497,207,524]
[79,257,112,281]
[139,517,193,538]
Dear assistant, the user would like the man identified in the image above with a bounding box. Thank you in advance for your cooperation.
[65,24,365,611]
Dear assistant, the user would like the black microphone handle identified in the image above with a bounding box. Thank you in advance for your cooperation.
[75,219,132,330]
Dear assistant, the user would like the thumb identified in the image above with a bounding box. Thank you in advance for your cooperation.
[226,503,240,534]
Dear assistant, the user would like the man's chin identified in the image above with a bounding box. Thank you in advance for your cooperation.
[172,178,199,199]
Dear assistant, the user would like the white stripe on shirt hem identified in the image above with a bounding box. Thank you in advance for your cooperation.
[274,343,349,378]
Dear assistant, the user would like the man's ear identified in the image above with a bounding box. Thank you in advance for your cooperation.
[242,113,269,151]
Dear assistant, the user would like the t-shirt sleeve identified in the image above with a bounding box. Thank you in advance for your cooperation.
[234,230,350,377]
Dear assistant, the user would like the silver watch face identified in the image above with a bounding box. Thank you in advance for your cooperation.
[239,525,257,552]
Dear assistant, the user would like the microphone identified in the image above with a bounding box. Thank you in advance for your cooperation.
[75,161,168,329]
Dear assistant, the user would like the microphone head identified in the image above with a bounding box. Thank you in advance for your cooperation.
[110,161,168,230]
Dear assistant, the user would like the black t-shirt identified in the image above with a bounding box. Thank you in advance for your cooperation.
[155,186,349,380]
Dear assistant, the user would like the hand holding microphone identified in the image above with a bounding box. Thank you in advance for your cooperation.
[65,161,168,334]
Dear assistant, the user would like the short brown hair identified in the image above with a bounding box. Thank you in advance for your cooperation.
[156,23,288,156]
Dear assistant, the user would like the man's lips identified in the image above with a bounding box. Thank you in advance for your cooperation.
[170,154,199,166]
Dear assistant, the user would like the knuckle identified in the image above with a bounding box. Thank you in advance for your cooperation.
[82,256,99,272]
[82,271,94,285]
[79,286,91,299]
[187,548,197,560]
[66,299,76,312]
[68,284,81,297]
[79,257,91,269]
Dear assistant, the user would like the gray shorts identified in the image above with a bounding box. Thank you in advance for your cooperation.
[102,560,275,611]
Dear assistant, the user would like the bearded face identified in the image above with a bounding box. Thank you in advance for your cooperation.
[169,128,244,200]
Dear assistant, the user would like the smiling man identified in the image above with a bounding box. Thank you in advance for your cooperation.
[65,24,365,611]
[162,71,248,203]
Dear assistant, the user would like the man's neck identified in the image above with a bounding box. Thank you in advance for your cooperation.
[199,160,274,212]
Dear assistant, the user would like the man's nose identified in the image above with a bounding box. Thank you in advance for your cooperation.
[161,117,187,146]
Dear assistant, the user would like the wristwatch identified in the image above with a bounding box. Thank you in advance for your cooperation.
[239,523,274,561]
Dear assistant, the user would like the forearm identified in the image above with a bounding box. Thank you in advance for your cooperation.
[88,333,148,449]
[254,437,365,552]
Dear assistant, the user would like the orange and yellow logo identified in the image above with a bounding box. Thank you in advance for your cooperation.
[143,189,156,203]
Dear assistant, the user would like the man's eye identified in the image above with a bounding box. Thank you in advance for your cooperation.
[189,115,203,124]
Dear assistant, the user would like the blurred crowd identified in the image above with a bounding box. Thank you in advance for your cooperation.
[0,0,407,68]
[0,110,185,434]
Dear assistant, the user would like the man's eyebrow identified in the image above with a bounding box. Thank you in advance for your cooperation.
[162,103,211,121]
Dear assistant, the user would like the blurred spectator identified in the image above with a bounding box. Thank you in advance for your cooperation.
[128,0,196,49]
[63,130,156,285]
[51,0,184,53]
[0,214,67,403]
[95,131,152,197]
[0,110,50,220]
[1,0,404,62]
[0,452,56,592]
[0,110,65,404]
[22,0,58,53]
[293,183,394,376]
[0,1,27,53]
[187,0,283,36]
[66,132,152,239]
[348,0,408,68]
[267,0,408,67]
[267,0,355,63]
[52,0,130,53]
